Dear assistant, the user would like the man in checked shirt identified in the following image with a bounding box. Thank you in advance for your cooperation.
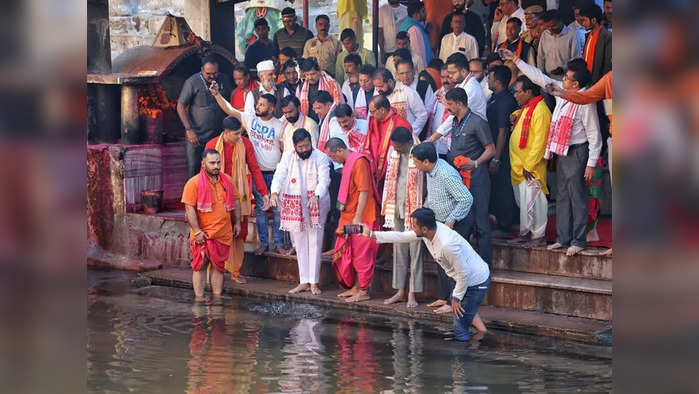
[409,142,474,314]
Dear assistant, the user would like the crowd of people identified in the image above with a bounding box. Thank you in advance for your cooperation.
[176,0,612,341]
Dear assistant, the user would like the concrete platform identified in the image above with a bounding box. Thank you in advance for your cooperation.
[141,268,612,345]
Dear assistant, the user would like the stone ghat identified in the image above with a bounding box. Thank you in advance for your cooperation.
[88,209,612,343]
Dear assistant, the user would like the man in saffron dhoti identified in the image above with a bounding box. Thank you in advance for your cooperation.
[181,149,241,300]
[509,76,552,244]
[381,126,425,308]
[324,137,379,303]
[205,117,270,284]
[270,128,331,295]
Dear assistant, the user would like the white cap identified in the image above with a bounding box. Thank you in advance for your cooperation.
[256,60,275,73]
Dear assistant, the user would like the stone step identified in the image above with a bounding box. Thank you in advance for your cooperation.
[238,246,611,321]
[122,212,611,320]
[486,270,612,321]
[492,239,612,280]
[141,268,612,345]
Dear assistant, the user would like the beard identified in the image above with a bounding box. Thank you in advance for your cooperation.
[261,78,275,91]
[297,149,313,160]
[380,85,394,97]
[256,109,269,117]
[287,113,300,123]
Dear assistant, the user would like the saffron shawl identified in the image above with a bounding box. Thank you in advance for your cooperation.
[213,135,251,215]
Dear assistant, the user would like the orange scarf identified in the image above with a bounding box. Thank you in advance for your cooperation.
[452,155,472,189]
[213,135,251,215]
[583,27,601,73]
[424,67,442,91]
[515,95,545,149]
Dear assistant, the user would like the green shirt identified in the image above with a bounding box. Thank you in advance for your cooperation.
[334,47,376,86]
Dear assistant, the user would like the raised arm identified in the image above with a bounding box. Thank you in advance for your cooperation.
[210,82,242,120]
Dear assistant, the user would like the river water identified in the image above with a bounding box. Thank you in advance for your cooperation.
[88,269,611,393]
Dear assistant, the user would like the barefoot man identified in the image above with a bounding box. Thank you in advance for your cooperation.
[182,149,241,300]
[366,208,490,341]
[381,127,425,308]
[205,116,270,284]
[324,137,379,303]
[270,128,332,295]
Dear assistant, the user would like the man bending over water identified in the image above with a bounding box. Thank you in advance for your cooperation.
[365,208,489,341]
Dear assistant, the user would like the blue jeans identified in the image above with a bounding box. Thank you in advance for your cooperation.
[252,172,283,247]
[453,277,490,342]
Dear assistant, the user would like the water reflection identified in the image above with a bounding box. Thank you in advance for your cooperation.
[278,319,324,392]
[87,270,612,393]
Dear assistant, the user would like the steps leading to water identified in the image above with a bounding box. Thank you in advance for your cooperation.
[122,211,612,321]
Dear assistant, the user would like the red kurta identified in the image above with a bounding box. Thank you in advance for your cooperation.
[364,109,412,192]
[204,136,268,195]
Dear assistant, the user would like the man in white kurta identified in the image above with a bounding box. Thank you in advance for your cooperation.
[439,12,479,62]
[244,60,291,115]
[395,60,436,123]
[332,104,370,152]
[280,95,319,152]
[271,129,331,295]
[372,69,428,136]
[429,54,488,141]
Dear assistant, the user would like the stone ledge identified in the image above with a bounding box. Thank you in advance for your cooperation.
[88,246,162,272]
[142,268,612,346]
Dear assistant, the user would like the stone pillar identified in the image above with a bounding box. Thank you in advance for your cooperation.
[87,0,112,73]
[87,0,121,144]
[185,0,210,41]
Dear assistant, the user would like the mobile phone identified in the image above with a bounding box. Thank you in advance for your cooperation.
[343,224,364,235]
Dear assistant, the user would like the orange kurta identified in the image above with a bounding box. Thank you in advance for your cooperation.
[181,173,238,246]
[338,157,378,228]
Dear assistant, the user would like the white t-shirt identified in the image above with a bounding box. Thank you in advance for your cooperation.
[241,112,283,172]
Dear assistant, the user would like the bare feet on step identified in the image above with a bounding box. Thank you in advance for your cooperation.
[566,245,584,256]
[406,294,419,308]
[547,242,565,250]
[384,291,406,305]
[337,288,358,298]
[427,299,447,308]
[345,289,370,303]
[310,284,322,295]
[289,283,310,294]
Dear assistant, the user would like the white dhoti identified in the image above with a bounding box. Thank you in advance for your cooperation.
[290,226,325,284]
[513,178,548,239]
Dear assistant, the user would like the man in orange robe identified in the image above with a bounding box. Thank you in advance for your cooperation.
[181,149,241,300]
[325,137,379,303]
[204,116,270,284]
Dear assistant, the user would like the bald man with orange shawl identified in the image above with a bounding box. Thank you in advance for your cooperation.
[325,137,379,303]
[364,95,412,195]
[205,116,270,284]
